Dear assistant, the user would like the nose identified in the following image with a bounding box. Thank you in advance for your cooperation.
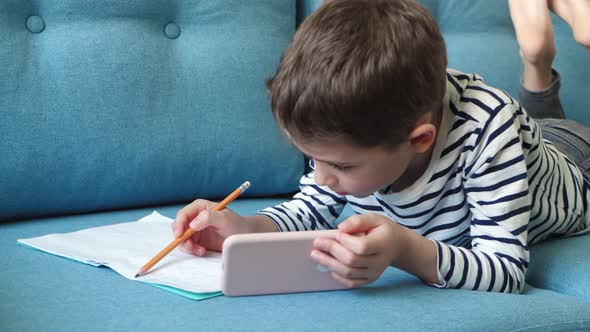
[313,163,337,187]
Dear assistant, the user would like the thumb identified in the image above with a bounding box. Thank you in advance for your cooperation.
[338,214,385,234]
[189,210,211,232]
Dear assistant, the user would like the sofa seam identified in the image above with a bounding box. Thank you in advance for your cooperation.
[508,319,590,332]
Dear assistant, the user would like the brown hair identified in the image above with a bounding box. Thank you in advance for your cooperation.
[266,0,447,148]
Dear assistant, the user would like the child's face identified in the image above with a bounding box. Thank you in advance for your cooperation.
[291,137,417,198]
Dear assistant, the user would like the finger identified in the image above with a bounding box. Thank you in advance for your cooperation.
[310,248,368,279]
[337,231,378,256]
[180,238,207,256]
[171,221,181,238]
[193,243,207,256]
[172,213,191,238]
[337,214,383,234]
[172,218,196,238]
[182,231,207,256]
[174,200,214,236]
[330,271,369,289]
[313,237,370,268]
[189,210,215,232]
[177,225,207,257]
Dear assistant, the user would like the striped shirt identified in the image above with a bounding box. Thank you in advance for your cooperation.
[259,69,590,293]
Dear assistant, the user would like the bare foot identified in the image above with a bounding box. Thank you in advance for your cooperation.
[508,0,556,91]
[549,0,590,50]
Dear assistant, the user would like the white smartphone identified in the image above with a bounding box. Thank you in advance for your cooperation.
[221,229,353,296]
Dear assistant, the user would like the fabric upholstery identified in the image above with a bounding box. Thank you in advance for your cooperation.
[2,200,590,331]
[2,0,590,330]
[0,0,303,222]
[528,234,590,302]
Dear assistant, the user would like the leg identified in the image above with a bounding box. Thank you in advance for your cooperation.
[519,69,565,119]
[549,0,590,50]
[508,0,556,91]
[541,119,590,237]
[539,119,590,177]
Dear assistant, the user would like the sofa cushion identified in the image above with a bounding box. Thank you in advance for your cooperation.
[0,0,302,222]
[528,234,590,302]
[3,200,590,331]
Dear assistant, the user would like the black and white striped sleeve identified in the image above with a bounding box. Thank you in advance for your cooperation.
[257,172,346,231]
[432,103,530,293]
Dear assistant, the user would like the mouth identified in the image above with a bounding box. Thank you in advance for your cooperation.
[336,192,349,196]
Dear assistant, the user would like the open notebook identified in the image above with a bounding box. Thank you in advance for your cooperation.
[18,211,223,300]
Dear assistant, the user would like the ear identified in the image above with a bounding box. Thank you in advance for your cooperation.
[408,123,437,153]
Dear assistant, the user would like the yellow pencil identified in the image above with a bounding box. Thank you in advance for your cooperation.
[135,181,251,277]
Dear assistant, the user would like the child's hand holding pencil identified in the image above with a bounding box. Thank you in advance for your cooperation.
[136,181,281,277]
[136,182,252,277]
[172,196,251,256]
[172,194,281,256]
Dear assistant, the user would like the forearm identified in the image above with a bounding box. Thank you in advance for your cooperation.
[244,215,280,233]
[256,175,346,232]
[437,239,527,293]
[392,227,440,285]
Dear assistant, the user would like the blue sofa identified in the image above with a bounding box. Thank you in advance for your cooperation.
[2,1,590,330]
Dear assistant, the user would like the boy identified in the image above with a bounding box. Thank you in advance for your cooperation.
[172,0,590,293]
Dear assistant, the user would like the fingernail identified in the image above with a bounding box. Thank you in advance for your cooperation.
[200,211,209,220]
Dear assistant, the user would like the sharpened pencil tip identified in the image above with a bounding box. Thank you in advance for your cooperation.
[135,267,147,278]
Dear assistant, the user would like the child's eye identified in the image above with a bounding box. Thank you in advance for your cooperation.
[331,164,352,171]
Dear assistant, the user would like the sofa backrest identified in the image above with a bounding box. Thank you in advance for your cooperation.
[1,1,310,222]
[426,0,590,123]
[302,0,589,121]
[2,0,589,222]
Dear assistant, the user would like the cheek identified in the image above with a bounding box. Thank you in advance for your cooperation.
[350,165,405,193]
[343,174,388,194]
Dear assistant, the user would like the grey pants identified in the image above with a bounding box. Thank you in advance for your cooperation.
[519,70,590,176]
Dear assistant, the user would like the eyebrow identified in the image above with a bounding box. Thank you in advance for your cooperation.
[307,156,354,167]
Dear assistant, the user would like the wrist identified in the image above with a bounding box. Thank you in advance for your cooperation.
[389,226,412,267]
[244,215,279,233]
[390,227,439,285]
